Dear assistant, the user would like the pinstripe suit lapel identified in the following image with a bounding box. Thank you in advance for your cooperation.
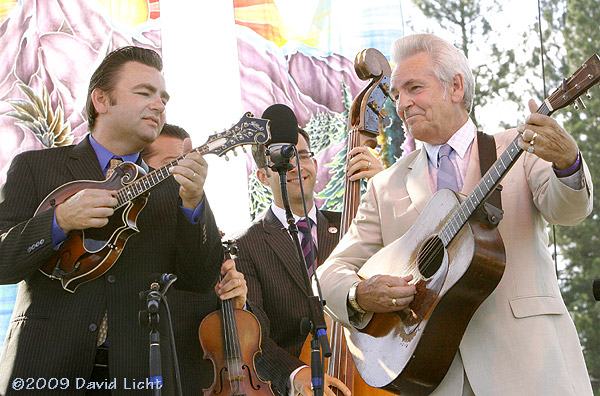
[261,208,312,295]
[67,135,104,181]
[316,210,339,266]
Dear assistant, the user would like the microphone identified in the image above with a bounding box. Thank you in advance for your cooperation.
[261,104,299,174]
[593,279,600,301]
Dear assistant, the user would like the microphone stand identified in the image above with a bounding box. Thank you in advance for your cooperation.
[139,277,182,396]
[268,146,331,396]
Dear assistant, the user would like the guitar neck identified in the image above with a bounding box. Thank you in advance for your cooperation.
[439,101,554,246]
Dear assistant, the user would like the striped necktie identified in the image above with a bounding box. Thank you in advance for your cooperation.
[296,218,317,277]
[97,157,122,346]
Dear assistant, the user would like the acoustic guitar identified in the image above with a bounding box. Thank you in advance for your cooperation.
[36,113,270,292]
[345,54,600,395]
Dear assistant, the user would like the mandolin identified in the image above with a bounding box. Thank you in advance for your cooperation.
[36,113,270,292]
[345,55,600,395]
[199,240,274,396]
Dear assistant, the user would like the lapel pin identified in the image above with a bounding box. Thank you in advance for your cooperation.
[328,226,338,234]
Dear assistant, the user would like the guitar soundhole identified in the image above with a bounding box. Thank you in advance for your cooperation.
[417,236,445,279]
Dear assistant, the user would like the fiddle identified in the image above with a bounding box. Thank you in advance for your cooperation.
[199,240,274,396]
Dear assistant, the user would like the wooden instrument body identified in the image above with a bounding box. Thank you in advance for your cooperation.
[35,162,147,292]
[199,304,273,396]
[297,47,394,395]
[349,189,505,394]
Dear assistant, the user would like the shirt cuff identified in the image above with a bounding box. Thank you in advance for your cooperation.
[51,213,68,249]
[288,365,309,396]
[555,168,584,190]
[180,198,205,224]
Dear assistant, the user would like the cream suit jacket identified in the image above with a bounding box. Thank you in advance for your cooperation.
[316,128,594,396]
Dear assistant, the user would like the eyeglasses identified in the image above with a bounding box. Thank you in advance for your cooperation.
[296,151,315,162]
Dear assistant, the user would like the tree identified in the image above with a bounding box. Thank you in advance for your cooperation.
[553,0,600,392]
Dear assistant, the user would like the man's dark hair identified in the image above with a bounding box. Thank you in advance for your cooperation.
[86,46,163,130]
[161,123,190,140]
[251,127,310,169]
[140,123,189,160]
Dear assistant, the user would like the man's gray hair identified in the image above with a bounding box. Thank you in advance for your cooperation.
[391,34,474,113]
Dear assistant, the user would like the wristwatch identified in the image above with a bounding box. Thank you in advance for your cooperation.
[348,280,366,314]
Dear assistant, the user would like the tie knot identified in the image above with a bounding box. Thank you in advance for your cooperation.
[105,157,123,179]
[438,144,453,161]
[296,218,313,233]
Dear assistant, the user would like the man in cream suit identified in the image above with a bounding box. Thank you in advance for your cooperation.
[316,34,594,396]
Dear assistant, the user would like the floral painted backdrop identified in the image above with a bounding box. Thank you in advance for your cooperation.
[0,0,162,350]
[232,0,409,219]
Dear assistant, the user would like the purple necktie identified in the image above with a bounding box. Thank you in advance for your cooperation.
[296,218,317,277]
[437,144,458,192]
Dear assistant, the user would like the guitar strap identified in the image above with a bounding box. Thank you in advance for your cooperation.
[477,131,502,210]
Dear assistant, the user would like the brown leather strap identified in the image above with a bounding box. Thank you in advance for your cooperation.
[477,131,502,210]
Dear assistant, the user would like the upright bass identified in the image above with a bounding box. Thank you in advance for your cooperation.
[300,48,394,395]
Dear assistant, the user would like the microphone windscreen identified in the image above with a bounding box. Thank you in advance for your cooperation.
[593,279,600,301]
[261,104,298,145]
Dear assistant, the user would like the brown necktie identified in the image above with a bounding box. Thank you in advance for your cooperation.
[97,158,122,346]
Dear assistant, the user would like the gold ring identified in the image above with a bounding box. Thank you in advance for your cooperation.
[530,132,538,144]
[527,145,535,154]
[392,298,397,307]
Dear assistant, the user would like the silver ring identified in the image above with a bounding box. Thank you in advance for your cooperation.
[527,145,535,154]
[192,172,196,178]
[368,161,372,169]
[392,298,397,307]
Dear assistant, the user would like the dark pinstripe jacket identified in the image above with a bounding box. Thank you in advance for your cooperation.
[232,207,341,396]
[0,135,222,395]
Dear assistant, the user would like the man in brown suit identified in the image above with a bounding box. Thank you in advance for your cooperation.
[233,126,382,396]
[0,46,223,395]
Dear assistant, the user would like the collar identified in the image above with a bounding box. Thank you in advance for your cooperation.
[423,118,476,168]
[89,134,140,171]
[271,203,317,227]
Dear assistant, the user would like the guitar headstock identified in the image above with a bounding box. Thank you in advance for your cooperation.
[545,54,600,115]
[202,112,270,157]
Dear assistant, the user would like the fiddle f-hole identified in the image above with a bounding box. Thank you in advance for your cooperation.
[416,235,445,279]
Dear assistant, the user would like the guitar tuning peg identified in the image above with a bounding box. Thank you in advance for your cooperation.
[224,155,230,161]
[574,97,586,110]
[241,146,247,153]
[585,91,592,99]
[233,150,238,157]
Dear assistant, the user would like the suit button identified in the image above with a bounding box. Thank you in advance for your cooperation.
[89,323,98,332]
[107,275,116,283]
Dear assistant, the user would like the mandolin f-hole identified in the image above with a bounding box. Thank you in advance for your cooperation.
[416,235,445,279]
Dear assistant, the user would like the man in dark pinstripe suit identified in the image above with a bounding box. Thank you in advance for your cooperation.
[233,127,382,396]
[0,47,222,395]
